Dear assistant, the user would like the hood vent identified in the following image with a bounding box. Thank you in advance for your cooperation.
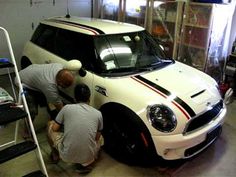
[191,89,206,98]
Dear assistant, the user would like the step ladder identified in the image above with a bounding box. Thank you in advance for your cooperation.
[0,27,48,177]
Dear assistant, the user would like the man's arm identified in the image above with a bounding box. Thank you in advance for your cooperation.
[44,84,64,112]
[48,120,61,132]
[96,112,103,142]
[48,102,64,111]
[95,131,101,142]
[47,102,64,120]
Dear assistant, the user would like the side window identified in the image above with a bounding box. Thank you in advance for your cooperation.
[54,29,77,59]
[31,24,56,53]
[54,29,97,71]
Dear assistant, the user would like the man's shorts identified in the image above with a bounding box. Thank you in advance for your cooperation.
[24,88,39,118]
[48,122,63,150]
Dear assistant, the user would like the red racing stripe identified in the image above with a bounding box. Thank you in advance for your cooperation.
[131,76,192,120]
[49,19,99,35]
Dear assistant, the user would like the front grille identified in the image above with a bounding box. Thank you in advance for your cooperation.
[184,126,222,157]
[185,100,223,133]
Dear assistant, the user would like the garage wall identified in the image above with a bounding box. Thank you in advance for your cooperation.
[0,0,91,74]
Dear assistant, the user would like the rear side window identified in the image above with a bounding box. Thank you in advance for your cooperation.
[31,24,56,53]
[31,23,102,73]
[54,29,97,71]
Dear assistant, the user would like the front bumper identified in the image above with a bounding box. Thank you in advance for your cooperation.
[152,106,227,160]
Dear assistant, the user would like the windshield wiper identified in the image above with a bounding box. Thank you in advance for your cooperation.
[105,67,135,74]
[102,59,174,75]
[138,59,174,71]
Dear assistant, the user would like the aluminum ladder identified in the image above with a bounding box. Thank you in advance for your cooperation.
[0,26,48,177]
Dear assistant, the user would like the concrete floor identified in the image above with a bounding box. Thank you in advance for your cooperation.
[1,75,236,177]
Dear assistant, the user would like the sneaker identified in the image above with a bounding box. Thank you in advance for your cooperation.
[22,129,32,139]
[49,150,60,164]
[75,164,92,174]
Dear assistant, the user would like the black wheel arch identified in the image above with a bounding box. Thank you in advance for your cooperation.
[100,102,160,165]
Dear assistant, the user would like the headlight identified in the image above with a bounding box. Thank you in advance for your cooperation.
[147,104,177,132]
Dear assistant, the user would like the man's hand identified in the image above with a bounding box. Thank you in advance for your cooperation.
[48,102,63,112]
[48,103,62,120]
[95,131,101,142]
[48,120,61,132]
[54,102,64,111]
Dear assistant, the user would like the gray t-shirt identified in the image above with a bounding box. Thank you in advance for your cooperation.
[55,103,103,164]
[18,63,63,104]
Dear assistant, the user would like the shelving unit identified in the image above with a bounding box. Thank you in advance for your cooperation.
[0,27,48,177]
[176,2,213,71]
[151,1,184,58]
[176,2,234,82]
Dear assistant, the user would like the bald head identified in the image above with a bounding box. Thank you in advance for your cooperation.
[56,69,75,88]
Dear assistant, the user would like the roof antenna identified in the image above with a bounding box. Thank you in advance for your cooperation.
[65,0,70,18]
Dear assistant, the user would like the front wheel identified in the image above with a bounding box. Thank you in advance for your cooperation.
[101,103,159,166]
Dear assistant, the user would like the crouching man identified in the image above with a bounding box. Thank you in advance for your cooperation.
[47,83,103,174]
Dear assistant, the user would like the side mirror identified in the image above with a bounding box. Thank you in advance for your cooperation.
[65,59,87,77]
[65,60,82,70]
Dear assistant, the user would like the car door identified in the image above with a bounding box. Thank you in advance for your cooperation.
[54,28,97,104]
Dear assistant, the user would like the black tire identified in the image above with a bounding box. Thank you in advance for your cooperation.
[101,103,159,166]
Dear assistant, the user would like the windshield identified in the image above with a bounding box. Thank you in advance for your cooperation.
[94,30,173,76]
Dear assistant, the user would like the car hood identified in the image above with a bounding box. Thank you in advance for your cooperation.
[128,62,221,119]
[143,62,217,98]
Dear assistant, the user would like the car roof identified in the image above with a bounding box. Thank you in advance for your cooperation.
[41,16,145,35]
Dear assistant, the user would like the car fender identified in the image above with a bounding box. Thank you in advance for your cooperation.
[100,102,157,153]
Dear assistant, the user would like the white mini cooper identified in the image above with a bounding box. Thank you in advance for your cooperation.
[21,16,227,165]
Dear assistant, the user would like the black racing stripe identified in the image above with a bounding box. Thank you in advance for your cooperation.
[48,19,105,34]
[191,89,205,98]
[135,75,196,117]
[135,75,171,96]
[173,97,196,117]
